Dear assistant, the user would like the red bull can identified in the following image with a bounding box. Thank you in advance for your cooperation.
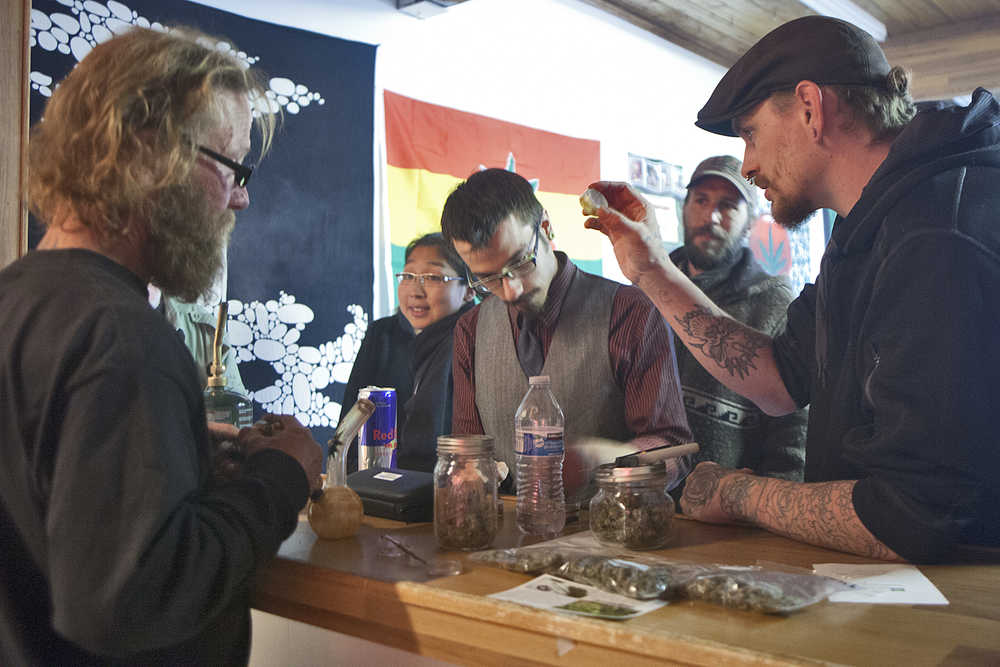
[357,386,397,470]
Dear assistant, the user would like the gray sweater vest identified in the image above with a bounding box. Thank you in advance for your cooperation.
[474,269,630,491]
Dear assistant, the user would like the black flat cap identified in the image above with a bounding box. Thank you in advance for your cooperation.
[696,16,891,137]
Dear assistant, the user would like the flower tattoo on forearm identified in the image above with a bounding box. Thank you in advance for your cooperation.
[675,306,766,379]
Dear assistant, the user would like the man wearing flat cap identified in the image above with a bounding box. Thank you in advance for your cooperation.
[585,16,1000,563]
[670,156,807,485]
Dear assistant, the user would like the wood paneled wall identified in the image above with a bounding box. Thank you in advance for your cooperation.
[2,0,30,268]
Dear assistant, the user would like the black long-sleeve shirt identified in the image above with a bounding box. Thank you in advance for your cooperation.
[0,249,307,664]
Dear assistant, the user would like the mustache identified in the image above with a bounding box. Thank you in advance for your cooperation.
[692,224,726,239]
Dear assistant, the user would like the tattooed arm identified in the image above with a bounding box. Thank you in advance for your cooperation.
[584,181,797,415]
[680,462,900,560]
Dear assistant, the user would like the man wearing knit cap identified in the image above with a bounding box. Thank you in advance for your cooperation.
[671,155,807,485]
[585,16,1000,562]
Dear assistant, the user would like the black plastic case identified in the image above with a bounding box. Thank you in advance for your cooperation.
[346,467,433,523]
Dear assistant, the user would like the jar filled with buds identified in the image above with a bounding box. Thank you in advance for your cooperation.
[589,461,674,550]
[433,435,498,551]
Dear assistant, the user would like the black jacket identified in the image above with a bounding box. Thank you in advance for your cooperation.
[398,301,475,472]
[773,88,1000,562]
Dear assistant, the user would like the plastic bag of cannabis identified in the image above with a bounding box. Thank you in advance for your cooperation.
[683,567,853,614]
[552,554,713,600]
[468,546,571,574]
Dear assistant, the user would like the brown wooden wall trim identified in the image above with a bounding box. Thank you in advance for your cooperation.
[1,0,30,267]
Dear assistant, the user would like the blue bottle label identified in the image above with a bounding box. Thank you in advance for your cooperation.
[516,431,565,456]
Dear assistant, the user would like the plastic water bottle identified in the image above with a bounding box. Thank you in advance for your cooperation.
[514,375,566,536]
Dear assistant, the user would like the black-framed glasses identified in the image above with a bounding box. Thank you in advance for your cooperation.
[198,145,253,188]
[467,216,541,296]
[395,272,466,288]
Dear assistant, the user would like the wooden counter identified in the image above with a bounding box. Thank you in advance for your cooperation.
[252,500,1000,666]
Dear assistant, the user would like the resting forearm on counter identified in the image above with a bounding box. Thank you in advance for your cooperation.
[686,471,900,560]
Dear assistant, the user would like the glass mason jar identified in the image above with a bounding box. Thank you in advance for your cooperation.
[434,435,498,551]
[589,461,675,550]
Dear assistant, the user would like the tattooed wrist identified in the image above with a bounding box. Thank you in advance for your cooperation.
[720,474,758,520]
[632,248,669,289]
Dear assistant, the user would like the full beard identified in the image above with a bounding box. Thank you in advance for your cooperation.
[145,181,235,302]
[684,227,743,272]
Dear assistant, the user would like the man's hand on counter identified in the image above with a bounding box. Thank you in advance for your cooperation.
[240,414,324,493]
[680,461,758,524]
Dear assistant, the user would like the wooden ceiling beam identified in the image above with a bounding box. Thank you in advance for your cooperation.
[581,0,1000,102]
[882,14,1000,100]
[576,0,747,65]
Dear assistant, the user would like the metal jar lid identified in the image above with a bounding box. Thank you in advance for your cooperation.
[437,434,495,455]
[594,461,668,484]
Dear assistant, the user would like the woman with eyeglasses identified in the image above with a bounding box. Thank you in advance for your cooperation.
[340,233,475,472]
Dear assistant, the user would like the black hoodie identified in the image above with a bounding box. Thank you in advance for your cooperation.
[773,88,1000,562]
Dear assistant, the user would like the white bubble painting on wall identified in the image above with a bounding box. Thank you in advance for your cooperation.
[225,294,368,428]
[29,1,326,116]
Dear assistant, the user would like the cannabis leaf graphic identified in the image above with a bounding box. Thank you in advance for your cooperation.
[756,225,788,275]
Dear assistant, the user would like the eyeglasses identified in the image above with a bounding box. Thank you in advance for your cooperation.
[198,145,253,188]
[395,272,466,288]
[467,217,541,296]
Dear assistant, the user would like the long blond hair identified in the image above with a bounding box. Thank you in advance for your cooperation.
[29,26,276,243]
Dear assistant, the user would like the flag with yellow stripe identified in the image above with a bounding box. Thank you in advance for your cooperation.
[385,90,602,276]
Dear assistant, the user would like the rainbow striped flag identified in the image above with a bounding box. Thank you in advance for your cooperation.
[385,90,602,277]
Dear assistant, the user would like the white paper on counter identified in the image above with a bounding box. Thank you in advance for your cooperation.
[489,574,667,620]
[812,563,949,605]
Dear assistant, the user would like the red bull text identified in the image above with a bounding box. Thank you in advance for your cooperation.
[357,386,397,470]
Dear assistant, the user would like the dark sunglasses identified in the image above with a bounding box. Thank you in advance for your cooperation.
[197,145,253,188]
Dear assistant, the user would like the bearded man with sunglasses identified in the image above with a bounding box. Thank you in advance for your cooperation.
[0,27,322,664]
[441,168,692,507]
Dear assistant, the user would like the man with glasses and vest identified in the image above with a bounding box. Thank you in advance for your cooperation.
[441,168,692,507]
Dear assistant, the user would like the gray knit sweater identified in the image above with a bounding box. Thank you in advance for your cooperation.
[670,246,807,480]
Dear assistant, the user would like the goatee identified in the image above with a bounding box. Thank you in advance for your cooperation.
[769,195,814,231]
